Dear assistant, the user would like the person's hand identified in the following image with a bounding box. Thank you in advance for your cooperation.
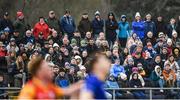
[97,18,100,21]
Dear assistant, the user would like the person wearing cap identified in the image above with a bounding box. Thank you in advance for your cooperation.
[13,11,29,38]
[132,12,145,40]
[155,16,166,37]
[60,9,76,39]
[91,11,104,37]
[118,14,130,47]
[33,17,50,40]
[167,18,177,38]
[144,14,156,37]
[47,11,61,33]
[0,12,13,34]
[105,12,118,46]
[78,13,91,38]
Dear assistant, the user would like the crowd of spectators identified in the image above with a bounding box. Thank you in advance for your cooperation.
[0,9,180,99]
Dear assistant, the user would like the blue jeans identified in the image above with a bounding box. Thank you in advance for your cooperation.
[133,91,146,99]
[158,79,164,88]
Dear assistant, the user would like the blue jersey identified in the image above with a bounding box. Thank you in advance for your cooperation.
[83,74,106,99]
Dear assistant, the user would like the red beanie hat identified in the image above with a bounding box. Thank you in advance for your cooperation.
[17,11,24,18]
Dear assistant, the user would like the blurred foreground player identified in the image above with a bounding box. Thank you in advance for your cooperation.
[18,56,82,99]
[80,52,111,99]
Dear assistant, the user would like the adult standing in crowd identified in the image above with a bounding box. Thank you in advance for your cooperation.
[105,12,118,46]
[33,17,50,40]
[166,18,177,38]
[132,12,145,40]
[47,11,61,35]
[13,11,29,38]
[155,16,166,37]
[78,13,91,38]
[177,16,180,38]
[0,12,14,34]
[144,14,156,37]
[92,11,104,38]
[118,15,130,48]
[60,9,76,39]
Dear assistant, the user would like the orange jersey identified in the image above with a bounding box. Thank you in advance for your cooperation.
[18,77,64,99]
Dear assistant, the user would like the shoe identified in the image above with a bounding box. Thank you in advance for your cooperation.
[160,89,164,93]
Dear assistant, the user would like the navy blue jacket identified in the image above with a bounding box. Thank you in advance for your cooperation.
[92,18,104,35]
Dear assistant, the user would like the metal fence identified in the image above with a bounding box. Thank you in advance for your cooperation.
[105,88,180,100]
[0,87,180,99]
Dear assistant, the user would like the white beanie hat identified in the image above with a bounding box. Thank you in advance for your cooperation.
[135,12,141,17]
[95,11,100,16]
[53,43,59,48]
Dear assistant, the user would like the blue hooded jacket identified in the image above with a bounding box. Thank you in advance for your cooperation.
[118,21,130,38]
[132,21,145,39]
[110,64,125,78]
[60,15,76,34]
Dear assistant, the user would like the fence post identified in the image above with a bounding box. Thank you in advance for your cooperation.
[113,89,115,100]
[149,89,152,100]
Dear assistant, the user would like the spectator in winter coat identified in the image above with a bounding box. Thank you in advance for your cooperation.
[13,11,29,38]
[163,63,176,87]
[105,12,118,46]
[129,73,146,99]
[33,17,50,40]
[91,11,104,38]
[55,67,69,88]
[172,31,180,47]
[126,33,142,50]
[0,42,7,57]
[144,14,156,37]
[143,31,156,46]
[155,16,167,37]
[132,12,145,40]
[47,11,61,33]
[150,65,164,92]
[110,58,126,79]
[60,10,76,39]
[118,15,130,47]
[164,55,179,73]
[166,18,177,38]
[0,12,14,34]
[22,30,35,44]
[78,13,91,38]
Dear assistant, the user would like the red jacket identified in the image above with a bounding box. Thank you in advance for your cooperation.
[33,22,50,40]
[0,49,6,57]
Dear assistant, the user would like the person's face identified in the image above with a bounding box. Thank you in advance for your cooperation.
[173,32,178,38]
[94,56,111,78]
[157,16,162,21]
[82,51,88,57]
[135,16,140,21]
[69,68,75,74]
[49,48,54,54]
[49,39,54,45]
[115,59,120,65]
[162,48,167,54]
[18,56,23,62]
[38,60,54,81]
[147,32,153,38]
[95,15,100,19]
[49,12,55,18]
[165,65,170,70]
[14,32,19,36]
[174,49,179,55]
[0,34,5,39]
[122,18,126,22]
[86,32,91,38]
[82,15,88,19]
[0,76,3,82]
[155,56,161,63]
[52,31,57,37]
[169,56,174,62]
[89,40,94,45]
[128,60,134,65]
[146,15,151,21]
[39,18,45,24]
[65,13,70,16]
[170,19,176,24]
[71,59,77,65]
[109,15,113,20]
[157,68,161,73]
[124,48,128,54]
[53,67,59,74]
[133,74,138,80]
[59,71,65,76]
[26,31,32,37]
[132,33,137,38]
[63,38,69,44]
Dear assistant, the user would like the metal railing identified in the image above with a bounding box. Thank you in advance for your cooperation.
[105,88,180,100]
[0,87,180,99]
